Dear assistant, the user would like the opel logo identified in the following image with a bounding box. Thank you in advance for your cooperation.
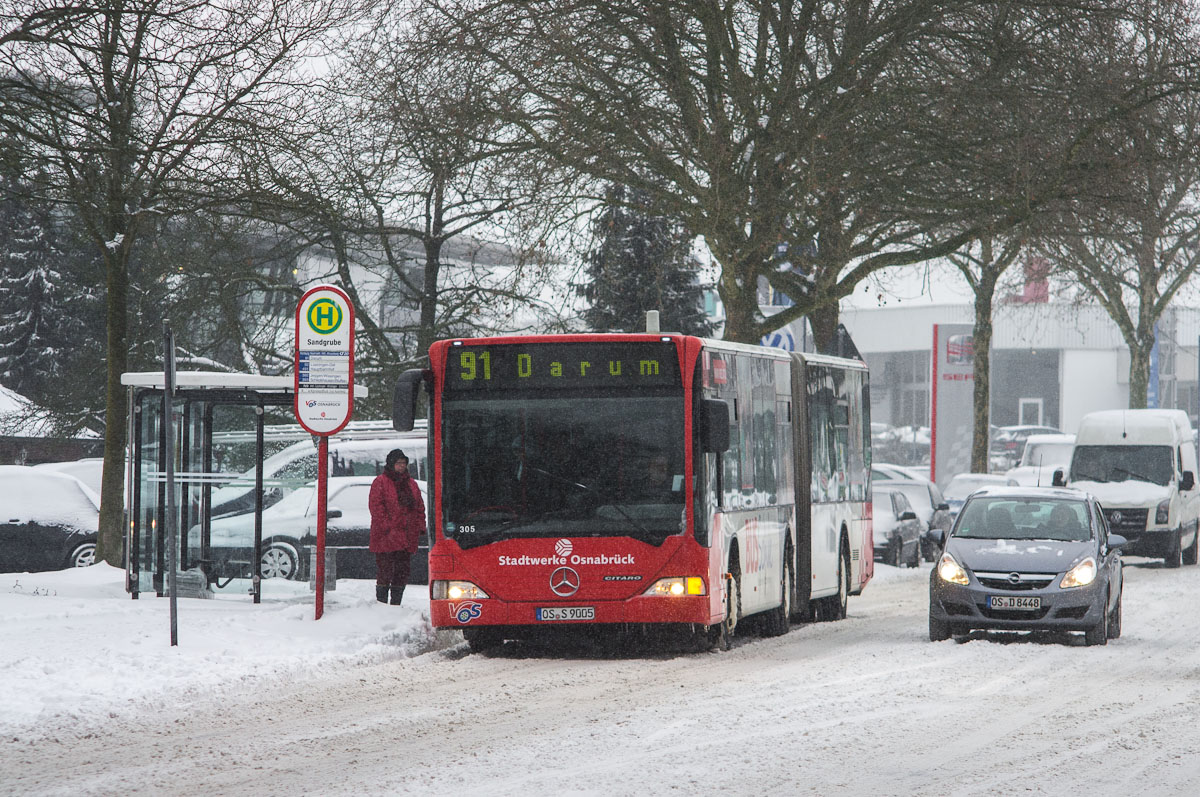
[1008,572,1021,585]
[550,566,580,597]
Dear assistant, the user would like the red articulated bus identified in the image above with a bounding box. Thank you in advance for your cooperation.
[393,333,872,651]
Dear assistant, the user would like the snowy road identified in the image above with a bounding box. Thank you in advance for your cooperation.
[5,560,1200,796]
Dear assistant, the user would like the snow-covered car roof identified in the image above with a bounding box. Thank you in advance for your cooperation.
[964,484,1091,501]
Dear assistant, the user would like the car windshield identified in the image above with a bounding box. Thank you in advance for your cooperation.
[441,394,686,548]
[953,497,1091,542]
[1069,445,1173,486]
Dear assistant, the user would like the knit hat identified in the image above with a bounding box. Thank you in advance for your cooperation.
[386,449,408,468]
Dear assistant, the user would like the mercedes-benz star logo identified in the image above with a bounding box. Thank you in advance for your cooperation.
[550,566,580,597]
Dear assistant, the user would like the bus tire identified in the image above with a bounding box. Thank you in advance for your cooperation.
[820,541,849,622]
[463,628,503,654]
[709,564,740,651]
[760,541,793,637]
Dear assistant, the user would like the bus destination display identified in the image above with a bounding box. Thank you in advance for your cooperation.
[445,342,679,390]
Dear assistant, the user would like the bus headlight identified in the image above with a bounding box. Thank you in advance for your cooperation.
[432,580,489,600]
[643,577,705,596]
[1060,557,1097,589]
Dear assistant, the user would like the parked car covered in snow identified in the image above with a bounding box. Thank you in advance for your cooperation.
[944,473,1010,518]
[872,485,924,567]
[989,424,1061,472]
[0,466,99,572]
[1004,434,1075,487]
[875,477,952,561]
[202,476,429,582]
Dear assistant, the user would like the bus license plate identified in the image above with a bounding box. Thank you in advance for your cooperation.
[537,606,595,621]
[988,595,1041,610]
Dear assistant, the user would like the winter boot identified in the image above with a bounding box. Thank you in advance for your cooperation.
[389,584,405,605]
[376,585,389,603]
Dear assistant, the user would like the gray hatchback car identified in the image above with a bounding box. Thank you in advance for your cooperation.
[928,486,1125,646]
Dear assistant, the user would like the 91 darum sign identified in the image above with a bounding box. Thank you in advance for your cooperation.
[295,285,354,435]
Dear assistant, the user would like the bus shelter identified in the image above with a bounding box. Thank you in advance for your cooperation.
[122,371,368,602]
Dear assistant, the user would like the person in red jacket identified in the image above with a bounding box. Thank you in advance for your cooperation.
[369,449,425,605]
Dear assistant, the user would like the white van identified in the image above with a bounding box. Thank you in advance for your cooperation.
[1059,409,1199,567]
[209,433,427,518]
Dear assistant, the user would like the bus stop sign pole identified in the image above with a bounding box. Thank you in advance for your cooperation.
[294,285,355,620]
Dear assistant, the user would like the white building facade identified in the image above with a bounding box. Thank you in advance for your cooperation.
[838,301,1200,435]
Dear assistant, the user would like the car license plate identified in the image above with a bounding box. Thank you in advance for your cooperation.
[987,595,1041,610]
[536,606,595,621]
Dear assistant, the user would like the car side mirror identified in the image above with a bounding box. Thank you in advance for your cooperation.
[1051,469,1066,487]
[1181,471,1195,491]
[327,508,343,519]
[899,511,918,521]
[1107,533,1127,550]
[936,502,950,511]
[927,527,946,545]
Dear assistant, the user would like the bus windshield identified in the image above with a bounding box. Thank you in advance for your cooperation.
[441,394,686,548]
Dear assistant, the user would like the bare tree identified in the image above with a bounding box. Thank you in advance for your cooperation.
[1045,2,1200,408]
[420,0,1156,349]
[236,8,577,412]
[0,0,368,564]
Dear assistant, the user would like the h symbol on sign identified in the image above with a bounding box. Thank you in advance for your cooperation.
[315,304,335,325]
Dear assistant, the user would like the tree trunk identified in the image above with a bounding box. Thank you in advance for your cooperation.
[970,285,995,474]
[1128,341,1152,408]
[809,303,840,354]
[417,237,443,362]
[97,249,129,567]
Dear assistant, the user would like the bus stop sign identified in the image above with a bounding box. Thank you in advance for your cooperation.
[294,285,355,435]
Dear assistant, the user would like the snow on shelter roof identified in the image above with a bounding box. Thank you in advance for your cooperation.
[120,371,368,398]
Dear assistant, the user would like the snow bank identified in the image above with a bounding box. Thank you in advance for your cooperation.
[0,565,447,738]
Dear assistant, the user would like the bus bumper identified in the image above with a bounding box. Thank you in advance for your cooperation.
[432,594,715,629]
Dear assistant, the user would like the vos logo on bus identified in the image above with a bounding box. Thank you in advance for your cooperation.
[450,601,483,624]
[555,539,573,557]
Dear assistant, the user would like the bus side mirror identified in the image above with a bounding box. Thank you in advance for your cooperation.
[392,369,429,432]
[700,398,730,453]
[1182,471,1195,491]
[1052,469,1066,487]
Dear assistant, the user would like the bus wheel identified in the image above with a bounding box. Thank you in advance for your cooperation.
[760,544,793,637]
[463,628,503,654]
[709,567,740,651]
[821,543,849,621]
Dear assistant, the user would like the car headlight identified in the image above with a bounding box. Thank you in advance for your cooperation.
[1156,499,1170,525]
[937,553,969,586]
[1060,557,1097,589]
[432,580,489,600]
[643,577,706,596]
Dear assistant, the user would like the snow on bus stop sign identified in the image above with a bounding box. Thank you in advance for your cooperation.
[294,285,354,435]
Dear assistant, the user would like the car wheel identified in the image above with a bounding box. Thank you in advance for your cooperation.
[1164,529,1183,569]
[1107,590,1122,640]
[1084,594,1109,646]
[929,613,951,642]
[907,537,921,569]
[66,541,96,568]
[1183,529,1198,566]
[260,541,300,580]
[889,538,903,568]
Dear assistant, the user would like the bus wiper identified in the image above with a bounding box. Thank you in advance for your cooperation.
[527,465,650,537]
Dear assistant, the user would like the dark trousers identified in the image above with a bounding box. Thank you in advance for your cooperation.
[375,550,412,586]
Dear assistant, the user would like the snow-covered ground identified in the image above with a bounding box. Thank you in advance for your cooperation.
[4,560,1200,795]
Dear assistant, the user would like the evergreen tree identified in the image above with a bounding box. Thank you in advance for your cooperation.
[0,140,104,433]
[579,184,715,336]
